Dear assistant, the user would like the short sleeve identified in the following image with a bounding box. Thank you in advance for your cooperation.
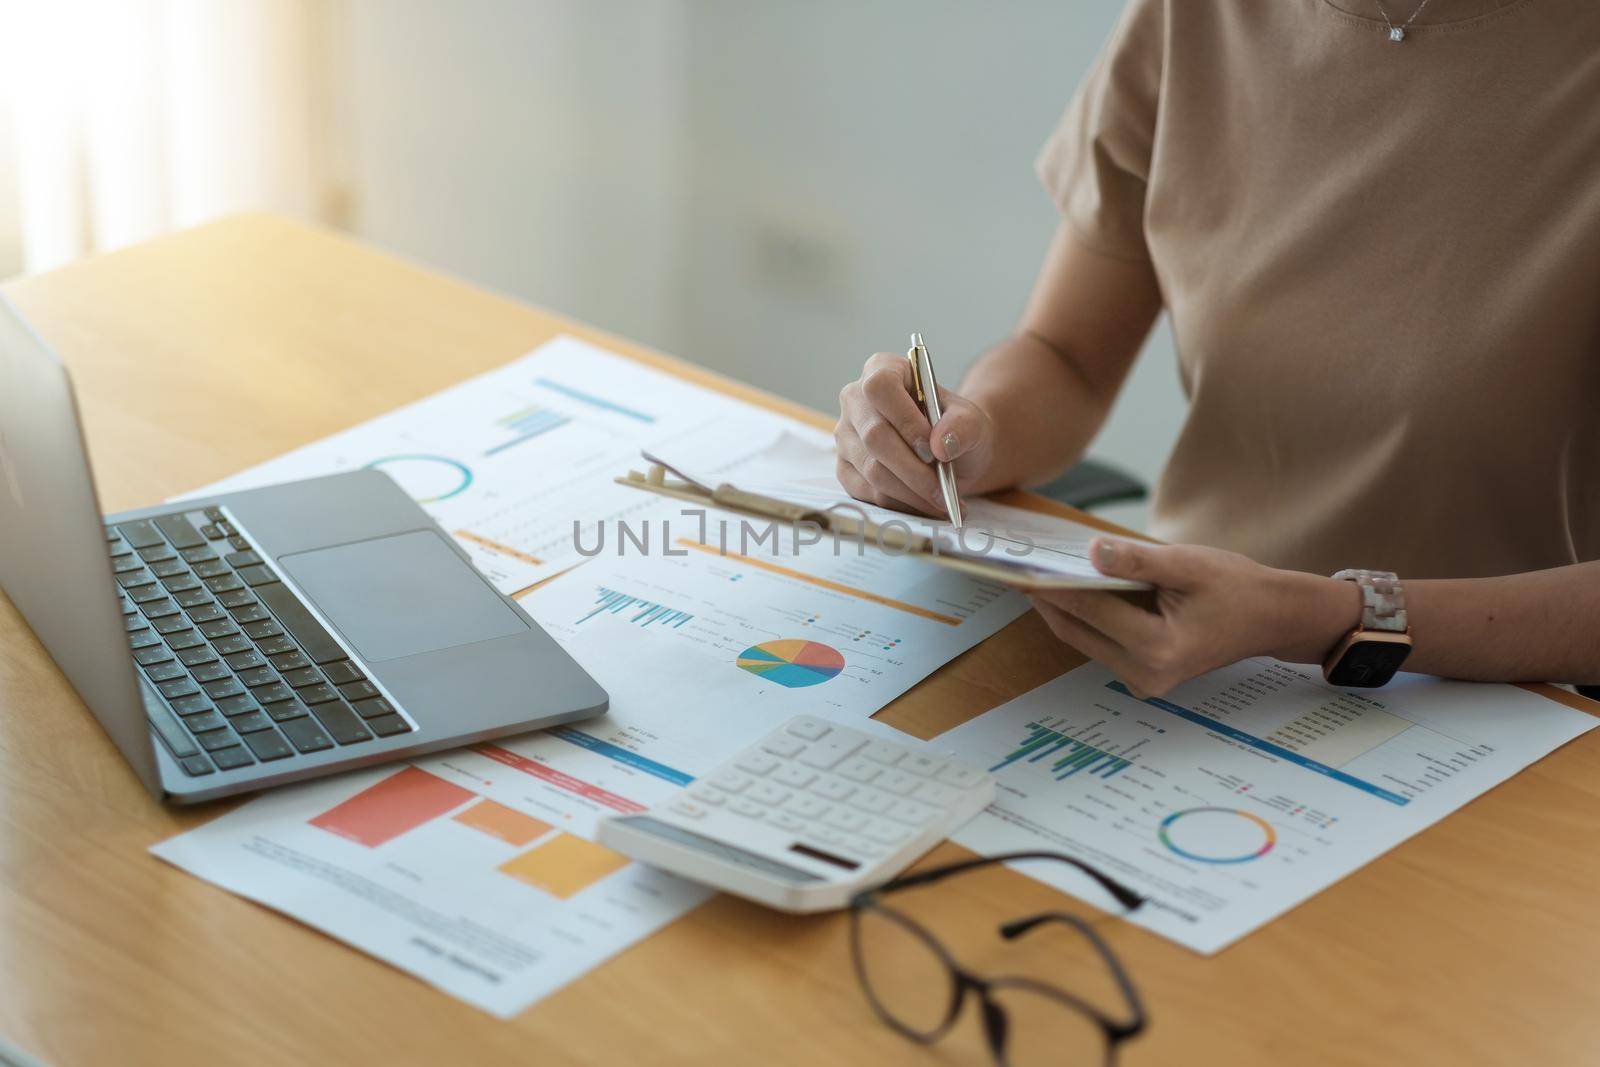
[1036,0,1164,262]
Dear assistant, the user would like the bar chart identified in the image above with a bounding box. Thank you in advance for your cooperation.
[990,723,1134,780]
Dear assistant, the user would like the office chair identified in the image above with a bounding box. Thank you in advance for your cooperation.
[1031,457,1147,512]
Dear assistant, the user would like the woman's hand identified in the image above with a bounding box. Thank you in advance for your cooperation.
[1029,539,1361,698]
[834,351,995,515]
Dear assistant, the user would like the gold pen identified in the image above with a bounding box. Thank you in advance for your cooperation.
[906,332,963,529]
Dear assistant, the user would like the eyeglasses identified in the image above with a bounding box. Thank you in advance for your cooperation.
[848,851,1147,1067]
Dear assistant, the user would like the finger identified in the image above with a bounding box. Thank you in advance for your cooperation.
[1090,538,1202,589]
[929,395,986,465]
[836,430,938,515]
[1035,588,1163,649]
[1030,597,1142,679]
[860,352,936,461]
[842,389,944,512]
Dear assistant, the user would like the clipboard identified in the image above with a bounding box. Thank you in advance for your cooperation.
[615,452,1150,592]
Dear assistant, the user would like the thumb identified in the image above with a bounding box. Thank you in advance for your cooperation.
[1090,538,1189,588]
[930,395,986,463]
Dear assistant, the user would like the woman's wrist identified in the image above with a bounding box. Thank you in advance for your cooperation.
[1266,569,1364,665]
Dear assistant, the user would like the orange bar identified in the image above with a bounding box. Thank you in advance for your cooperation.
[452,799,554,847]
[454,529,543,567]
[499,834,631,899]
[675,539,961,626]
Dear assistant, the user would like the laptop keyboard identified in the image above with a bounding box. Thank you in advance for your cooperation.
[108,506,415,777]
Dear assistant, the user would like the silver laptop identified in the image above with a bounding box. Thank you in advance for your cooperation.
[0,295,607,802]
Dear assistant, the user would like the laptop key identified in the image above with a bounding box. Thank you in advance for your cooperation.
[142,600,181,620]
[253,682,295,704]
[200,619,240,640]
[192,558,228,578]
[181,546,218,563]
[153,615,191,635]
[218,520,238,537]
[145,662,186,683]
[270,651,312,672]
[242,729,295,762]
[230,710,274,734]
[154,514,207,549]
[352,696,395,720]
[177,645,219,666]
[299,683,340,705]
[321,660,364,686]
[210,745,256,770]
[283,667,322,688]
[229,536,251,551]
[133,645,174,666]
[199,523,224,540]
[196,728,241,752]
[206,574,244,594]
[162,575,203,593]
[137,544,177,564]
[217,589,256,609]
[338,680,379,702]
[117,569,155,588]
[280,717,334,753]
[365,714,411,738]
[243,619,283,640]
[225,550,262,568]
[174,589,212,608]
[128,629,162,650]
[265,698,309,723]
[111,555,144,574]
[238,565,279,587]
[217,694,261,717]
[149,559,187,579]
[192,662,231,683]
[213,633,252,655]
[225,650,267,671]
[204,506,225,522]
[169,694,212,716]
[129,584,166,604]
[166,630,205,651]
[186,603,226,623]
[203,678,246,699]
[311,699,373,745]
[255,582,346,664]
[230,604,270,624]
[183,710,229,733]
[236,666,276,688]
[179,754,215,776]
[159,678,201,700]
[115,519,164,549]
[254,634,295,656]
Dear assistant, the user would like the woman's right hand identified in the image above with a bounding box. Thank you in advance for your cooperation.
[834,351,996,515]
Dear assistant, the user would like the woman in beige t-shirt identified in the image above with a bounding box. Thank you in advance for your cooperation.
[834,0,1600,695]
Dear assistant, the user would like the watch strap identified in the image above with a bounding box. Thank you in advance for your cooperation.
[1332,569,1408,634]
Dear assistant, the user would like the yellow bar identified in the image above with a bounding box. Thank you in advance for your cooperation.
[454,529,543,567]
[675,539,961,627]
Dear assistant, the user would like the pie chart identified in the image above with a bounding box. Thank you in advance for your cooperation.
[736,639,845,688]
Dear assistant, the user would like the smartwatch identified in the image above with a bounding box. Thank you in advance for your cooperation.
[1322,569,1412,688]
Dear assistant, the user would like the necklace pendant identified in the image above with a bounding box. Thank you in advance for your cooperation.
[1388,26,1406,42]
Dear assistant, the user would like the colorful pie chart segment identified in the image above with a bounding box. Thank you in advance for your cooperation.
[736,639,845,688]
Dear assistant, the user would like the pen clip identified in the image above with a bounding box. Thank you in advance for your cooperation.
[906,339,926,405]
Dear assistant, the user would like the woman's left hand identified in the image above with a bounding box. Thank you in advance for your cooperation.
[1028,539,1360,698]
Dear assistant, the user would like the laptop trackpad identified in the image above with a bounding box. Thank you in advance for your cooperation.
[278,530,527,663]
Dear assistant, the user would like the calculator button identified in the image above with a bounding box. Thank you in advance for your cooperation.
[734,752,781,777]
[886,799,938,826]
[911,781,959,808]
[798,733,867,771]
[785,795,830,820]
[669,798,708,820]
[810,827,847,847]
[773,764,817,790]
[835,757,881,784]
[901,754,947,778]
[769,811,807,833]
[864,819,912,846]
[747,782,791,807]
[709,769,753,794]
[824,808,869,833]
[687,788,725,807]
[761,734,805,759]
[728,798,766,820]
[811,776,856,802]
[936,763,988,789]
[842,835,886,858]
[784,717,832,741]
[876,771,920,796]
[861,740,906,766]
[850,788,895,815]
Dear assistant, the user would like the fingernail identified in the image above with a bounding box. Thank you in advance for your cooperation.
[942,431,961,458]
[1094,540,1118,569]
[914,439,935,464]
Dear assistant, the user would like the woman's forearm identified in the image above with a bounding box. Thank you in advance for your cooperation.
[1400,563,1600,683]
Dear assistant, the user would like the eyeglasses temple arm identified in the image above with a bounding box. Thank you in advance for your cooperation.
[998,912,1149,1036]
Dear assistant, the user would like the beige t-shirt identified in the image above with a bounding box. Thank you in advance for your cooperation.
[1039,0,1599,579]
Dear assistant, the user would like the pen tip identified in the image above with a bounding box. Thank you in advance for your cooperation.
[910,332,923,348]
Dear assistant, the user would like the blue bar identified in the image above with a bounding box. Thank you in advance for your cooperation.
[1105,681,1410,806]
[550,727,694,787]
[535,377,656,423]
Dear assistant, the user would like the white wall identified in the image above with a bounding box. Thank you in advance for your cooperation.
[329,1,1188,522]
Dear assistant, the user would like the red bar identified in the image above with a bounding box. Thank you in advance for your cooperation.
[472,744,648,814]
[309,766,476,847]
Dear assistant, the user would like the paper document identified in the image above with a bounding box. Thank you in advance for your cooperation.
[152,762,710,1017]
[187,336,825,594]
[932,660,1595,953]
[665,432,1131,586]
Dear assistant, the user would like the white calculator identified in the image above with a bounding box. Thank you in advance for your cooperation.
[596,716,995,912]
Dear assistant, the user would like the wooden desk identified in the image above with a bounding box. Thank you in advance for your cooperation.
[3,216,1597,1067]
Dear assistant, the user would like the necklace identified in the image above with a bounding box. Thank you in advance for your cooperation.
[1373,0,1435,42]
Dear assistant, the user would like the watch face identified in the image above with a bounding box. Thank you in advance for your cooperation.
[1328,638,1412,688]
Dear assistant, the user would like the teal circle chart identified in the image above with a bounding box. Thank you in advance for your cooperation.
[365,454,473,504]
[1158,807,1276,864]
